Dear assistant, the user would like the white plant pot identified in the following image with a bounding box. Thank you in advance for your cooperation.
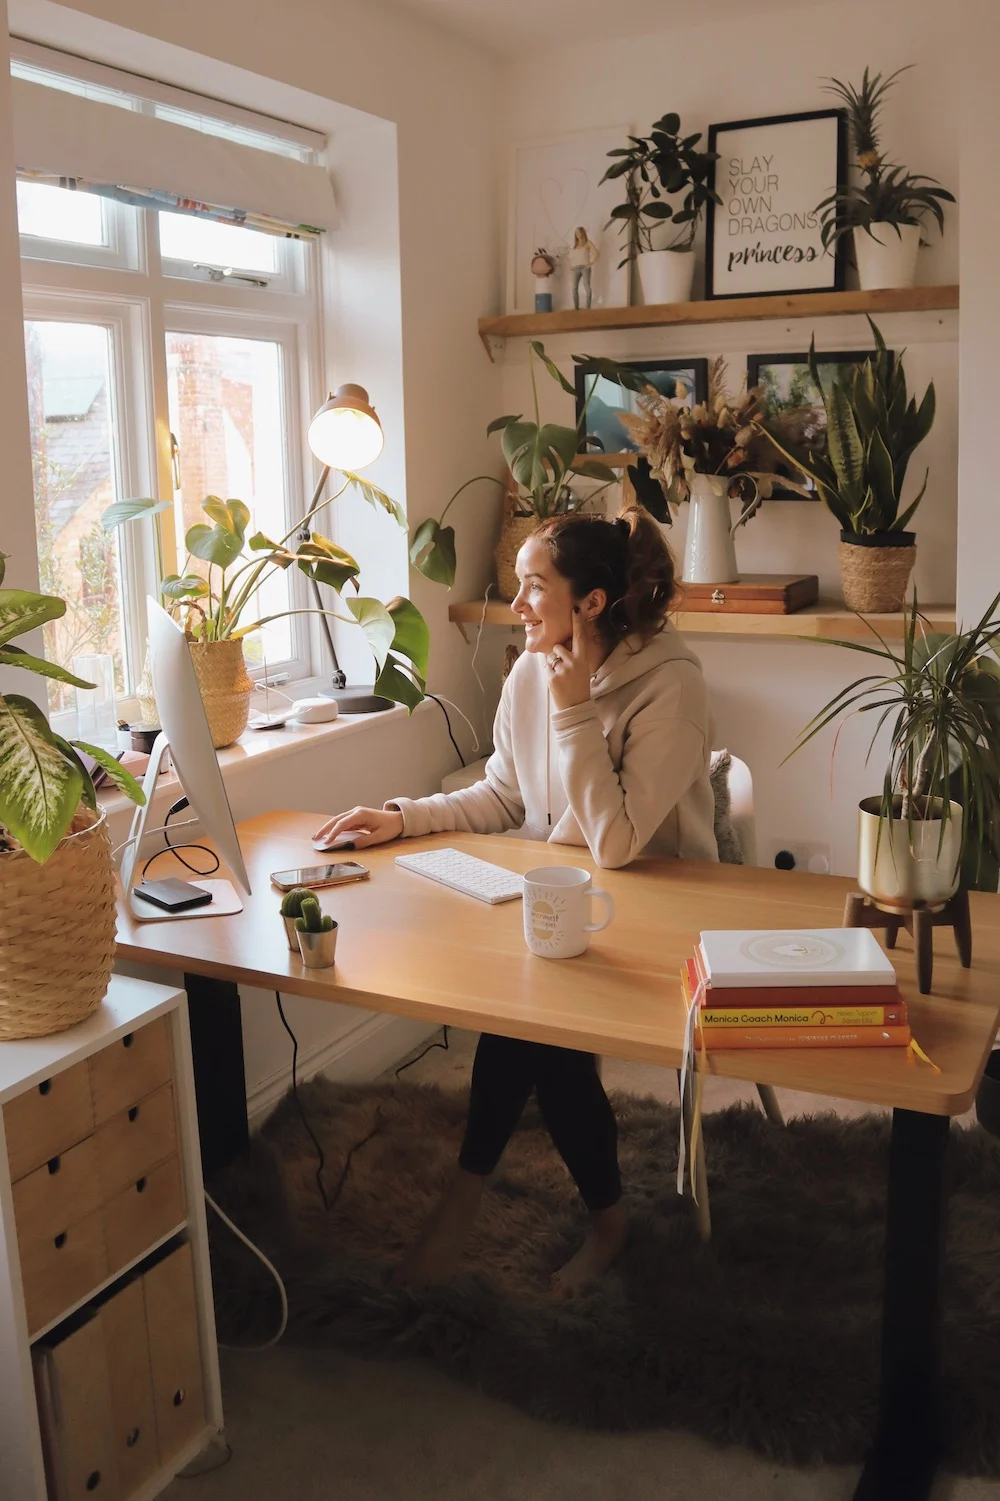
[682,474,739,584]
[636,248,696,306]
[853,223,921,291]
[857,797,962,907]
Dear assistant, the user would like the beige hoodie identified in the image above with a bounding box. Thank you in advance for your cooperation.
[387,624,719,870]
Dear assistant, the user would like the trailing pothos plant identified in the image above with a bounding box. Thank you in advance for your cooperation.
[0,550,146,863]
[103,474,430,710]
[409,342,653,588]
[759,318,935,537]
[816,66,955,253]
[787,593,1000,891]
[600,113,720,266]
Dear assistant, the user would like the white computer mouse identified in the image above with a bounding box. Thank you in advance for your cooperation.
[290,696,340,724]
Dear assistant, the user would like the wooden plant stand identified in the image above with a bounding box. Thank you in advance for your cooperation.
[843,888,972,995]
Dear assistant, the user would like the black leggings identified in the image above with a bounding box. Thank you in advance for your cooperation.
[457,1033,622,1212]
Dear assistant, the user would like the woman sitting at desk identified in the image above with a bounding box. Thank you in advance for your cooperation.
[315,508,717,1293]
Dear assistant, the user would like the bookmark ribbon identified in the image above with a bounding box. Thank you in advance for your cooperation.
[677,970,707,1197]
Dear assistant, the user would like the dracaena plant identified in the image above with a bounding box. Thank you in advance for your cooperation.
[816,66,955,252]
[103,475,430,710]
[409,343,653,587]
[0,550,146,863]
[759,318,935,536]
[788,594,1000,890]
[600,113,720,267]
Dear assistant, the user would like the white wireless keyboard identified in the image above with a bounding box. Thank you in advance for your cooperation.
[394,848,524,905]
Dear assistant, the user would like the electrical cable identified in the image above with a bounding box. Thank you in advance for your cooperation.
[426,694,465,768]
[395,1026,450,1078]
[470,583,494,737]
[140,800,220,880]
[203,1191,289,1351]
[429,693,480,757]
[273,991,331,1211]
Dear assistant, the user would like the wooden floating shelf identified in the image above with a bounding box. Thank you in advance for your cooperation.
[448,599,957,643]
[478,285,959,357]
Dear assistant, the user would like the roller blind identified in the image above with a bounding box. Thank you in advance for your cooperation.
[11,75,337,237]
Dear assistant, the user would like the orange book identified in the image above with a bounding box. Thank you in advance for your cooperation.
[681,962,911,1050]
[683,959,908,1027]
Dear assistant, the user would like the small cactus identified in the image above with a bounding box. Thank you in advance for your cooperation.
[295,895,334,933]
[280,886,313,918]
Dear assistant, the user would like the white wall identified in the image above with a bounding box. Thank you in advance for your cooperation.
[4,0,507,1092]
[495,0,962,876]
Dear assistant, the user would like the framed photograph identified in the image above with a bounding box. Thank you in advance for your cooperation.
[506,127,631,315]
[705,110,847,299]
[748,350,885,499]
[574,358,709,463]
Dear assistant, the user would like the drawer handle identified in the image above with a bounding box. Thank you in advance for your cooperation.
[122,1033,135,1049]
[38,1079,52,1097]
[85,1471,102,1491]
[126,1427,141,1448]
[135,1177,147,1194]
[47,1156,61,1175]
[54,1231,68,1250]
[128,1106,140,1123]
[172,1387,186,1408]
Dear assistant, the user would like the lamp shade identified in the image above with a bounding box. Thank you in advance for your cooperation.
[307,384,384,471]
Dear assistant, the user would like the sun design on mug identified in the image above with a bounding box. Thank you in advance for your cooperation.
[527,890,569,950]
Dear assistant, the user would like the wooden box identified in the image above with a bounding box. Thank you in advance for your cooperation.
[678,574,819,615]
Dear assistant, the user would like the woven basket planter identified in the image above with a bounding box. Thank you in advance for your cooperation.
[839,531,916,614]
[495,505,542,602]
[0,809,117,1040]
[188,638,253,748]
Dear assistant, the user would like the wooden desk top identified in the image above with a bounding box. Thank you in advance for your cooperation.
[115,812,1000,1117]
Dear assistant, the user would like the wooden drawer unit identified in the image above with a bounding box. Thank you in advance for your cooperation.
[89,1017,173,1125]
[21,1208,109,1339]
[104,1155,185,1275]
[143,1244,206,1460]
[101,1278,160,1495]
[3,1060,94,1182]
[33,1313,121,1501]
[12,1137,103,1249]
[96,1084,179,1201]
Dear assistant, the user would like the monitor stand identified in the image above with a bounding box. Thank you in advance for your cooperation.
[121,733,244,922]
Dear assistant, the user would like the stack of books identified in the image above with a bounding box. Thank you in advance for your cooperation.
[681,928,910,1050]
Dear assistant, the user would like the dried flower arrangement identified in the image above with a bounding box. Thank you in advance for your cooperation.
[618,357,810,524]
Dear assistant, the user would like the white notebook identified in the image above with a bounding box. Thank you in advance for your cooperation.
[698,928,897,989]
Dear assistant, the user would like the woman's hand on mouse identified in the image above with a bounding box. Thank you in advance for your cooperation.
[312,806,404,850]
[546,608,594,711]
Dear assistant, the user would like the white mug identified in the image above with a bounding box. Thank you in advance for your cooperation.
[522,866,615,960]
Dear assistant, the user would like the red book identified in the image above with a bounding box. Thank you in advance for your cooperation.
[691,945,905,1010]
[680,963,911,1050]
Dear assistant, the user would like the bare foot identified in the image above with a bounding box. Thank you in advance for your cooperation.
[395,1169,487,1286]
[551,1201,628,1299]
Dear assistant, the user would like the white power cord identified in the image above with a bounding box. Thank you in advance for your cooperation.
[111,816,198,860]
[431,693,481,757]
[470,583,495,739]
[204,1190,289,1351]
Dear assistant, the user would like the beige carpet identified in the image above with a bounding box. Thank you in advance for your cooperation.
[164,1030,1000,1501]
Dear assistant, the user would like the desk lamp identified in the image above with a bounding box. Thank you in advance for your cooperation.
[305,384,390,714]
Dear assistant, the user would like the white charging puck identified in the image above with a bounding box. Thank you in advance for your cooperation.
[291,697,340,724]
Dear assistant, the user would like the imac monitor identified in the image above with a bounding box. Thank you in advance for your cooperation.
[120,600,252,903]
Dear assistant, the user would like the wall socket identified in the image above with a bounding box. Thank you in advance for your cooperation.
[766,839,832,876]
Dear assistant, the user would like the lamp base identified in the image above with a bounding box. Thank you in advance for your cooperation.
[318,684,393,714]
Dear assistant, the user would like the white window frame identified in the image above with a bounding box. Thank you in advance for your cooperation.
[17,186,142,273]
[15,46,327,701]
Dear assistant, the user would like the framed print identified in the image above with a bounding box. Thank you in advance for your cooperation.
[506,127,631,315]
[748,350,886,499]
[574,358,709,463]
[706,110,847,299]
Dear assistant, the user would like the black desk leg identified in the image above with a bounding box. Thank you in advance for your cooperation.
[853,1108,950,1501]
[184,972,250,1181]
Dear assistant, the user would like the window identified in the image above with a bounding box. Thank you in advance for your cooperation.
[14,43,325,714]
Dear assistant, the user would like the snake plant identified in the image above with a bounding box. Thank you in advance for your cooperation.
[759,317,935,536]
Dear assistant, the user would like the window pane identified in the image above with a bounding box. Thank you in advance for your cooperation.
[17,182,106,246]
[159,213,278,274]
[165,332,293,666]
[24,321,128,713]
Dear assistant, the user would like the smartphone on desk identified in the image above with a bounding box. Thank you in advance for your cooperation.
[270,861,370,892]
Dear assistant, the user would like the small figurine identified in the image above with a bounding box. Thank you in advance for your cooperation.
[530,248,556,312]
[569,227,599,309]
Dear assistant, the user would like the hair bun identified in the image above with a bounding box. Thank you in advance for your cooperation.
[614,516,630,536]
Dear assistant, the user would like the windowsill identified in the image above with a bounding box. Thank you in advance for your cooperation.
[97,699,432,816]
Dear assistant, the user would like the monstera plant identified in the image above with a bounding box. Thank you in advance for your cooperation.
[0,551,145,862]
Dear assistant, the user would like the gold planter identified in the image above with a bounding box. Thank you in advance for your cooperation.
[188,638,253,749]
[296,922,339,969]
[857,796,962,908]
[839,532,916,614]
[0,809,117,1039]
